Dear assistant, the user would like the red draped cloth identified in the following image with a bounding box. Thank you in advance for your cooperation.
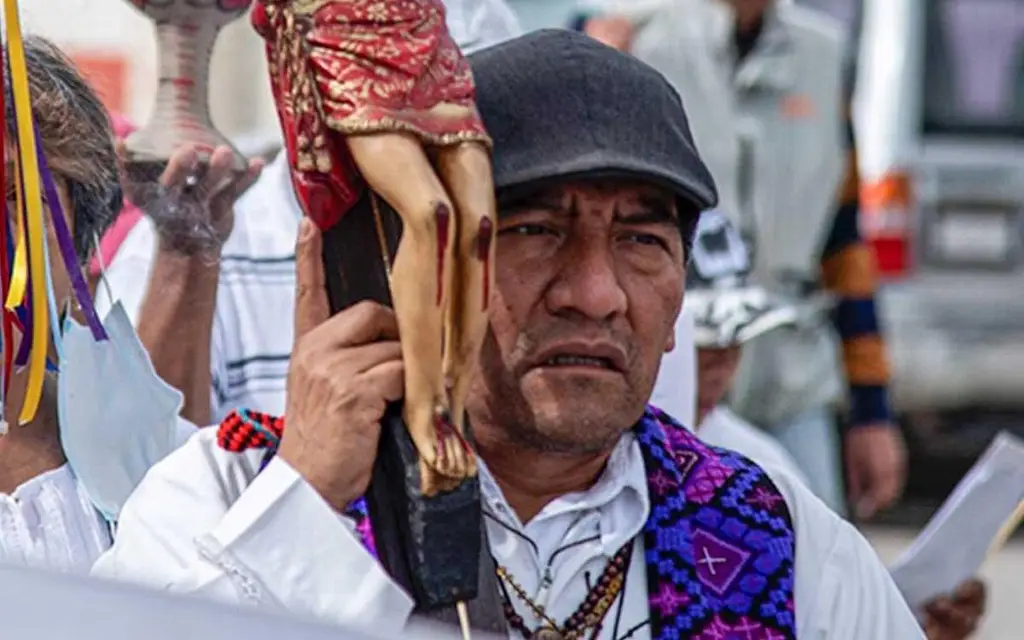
[252,0,490,230]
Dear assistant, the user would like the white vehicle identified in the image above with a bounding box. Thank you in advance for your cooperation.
[856,0,1024,424]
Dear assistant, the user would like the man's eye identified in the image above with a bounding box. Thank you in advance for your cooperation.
[625,232,669,250]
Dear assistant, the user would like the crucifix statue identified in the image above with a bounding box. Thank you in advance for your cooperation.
[253,0,495,497]
[252,0,502,627]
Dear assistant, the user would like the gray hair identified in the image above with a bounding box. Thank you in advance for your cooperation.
[4,35,121,262]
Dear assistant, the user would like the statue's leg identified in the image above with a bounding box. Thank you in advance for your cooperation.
[435,143,496,458]
[347,133,468,493]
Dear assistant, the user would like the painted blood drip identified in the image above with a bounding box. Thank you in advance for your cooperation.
[434,410,472,461]
[435,204,450,306]
[457,429,473,456]
[476,217,494,310]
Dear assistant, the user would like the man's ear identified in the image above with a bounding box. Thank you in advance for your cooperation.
[665,330,676,353]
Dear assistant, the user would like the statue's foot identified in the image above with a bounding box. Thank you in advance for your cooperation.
[419,406,475,496]
[405,398,476,495]
[433,406,475,475]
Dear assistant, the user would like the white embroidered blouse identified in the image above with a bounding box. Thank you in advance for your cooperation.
[0,464,111,574]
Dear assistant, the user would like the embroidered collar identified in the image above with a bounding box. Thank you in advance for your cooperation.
[476,431,649,557]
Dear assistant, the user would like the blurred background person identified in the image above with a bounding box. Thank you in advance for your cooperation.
[0,35,123,574]
[686,211,988,640]
[683,211,808,480]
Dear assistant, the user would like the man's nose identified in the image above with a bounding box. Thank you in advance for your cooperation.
[545,242,628,320]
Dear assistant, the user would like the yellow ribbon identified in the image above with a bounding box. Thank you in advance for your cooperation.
[4,0,50,424]
[5,154,28,309]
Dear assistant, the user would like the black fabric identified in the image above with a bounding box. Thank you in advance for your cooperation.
[418,528,509,635]
[368,406,483,610]
[469,30,719,220]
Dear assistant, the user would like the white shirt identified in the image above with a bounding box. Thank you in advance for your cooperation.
[0,465,111,574]
[478,434,650,637]
[699,406,810,485]
[100,3,523,421]
[93,427,924,639]
[650,306,697,428]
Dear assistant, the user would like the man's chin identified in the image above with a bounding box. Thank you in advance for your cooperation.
[522,368,624,399]
[519,373,646,430]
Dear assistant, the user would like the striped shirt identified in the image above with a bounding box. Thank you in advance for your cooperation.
[819,115,892,427]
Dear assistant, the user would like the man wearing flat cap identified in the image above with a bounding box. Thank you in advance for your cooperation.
[95,31,923,640]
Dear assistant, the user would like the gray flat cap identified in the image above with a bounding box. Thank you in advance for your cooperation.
[469,29,718,215]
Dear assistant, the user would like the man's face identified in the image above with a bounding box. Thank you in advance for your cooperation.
[696,345,742,424]
[468,180,687,455]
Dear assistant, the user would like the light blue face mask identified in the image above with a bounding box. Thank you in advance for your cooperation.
[57,301,196,522]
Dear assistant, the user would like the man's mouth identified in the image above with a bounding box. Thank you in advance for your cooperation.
[531,342,628,374]
[541,355,616,369]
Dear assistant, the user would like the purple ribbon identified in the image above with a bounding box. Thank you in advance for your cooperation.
[33,127,107,341]
[13,285,30,368]
[6,200,32,369]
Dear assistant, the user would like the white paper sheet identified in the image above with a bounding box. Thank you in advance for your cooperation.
[889,431,1024,610]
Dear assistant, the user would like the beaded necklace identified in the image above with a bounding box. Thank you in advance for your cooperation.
[496,542,634,640]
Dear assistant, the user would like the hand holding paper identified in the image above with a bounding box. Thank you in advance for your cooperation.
[889,432,1024,611]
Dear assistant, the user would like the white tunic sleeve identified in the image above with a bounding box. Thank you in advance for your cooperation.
[808,518,928,639]
[766,465,926,640]
[91,430,413,632]
[0,465,111,574]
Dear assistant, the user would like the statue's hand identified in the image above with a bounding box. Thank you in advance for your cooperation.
[121,142,263,256]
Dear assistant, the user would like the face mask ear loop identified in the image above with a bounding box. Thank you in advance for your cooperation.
[60,296,74,337]
[93,231,115,312]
